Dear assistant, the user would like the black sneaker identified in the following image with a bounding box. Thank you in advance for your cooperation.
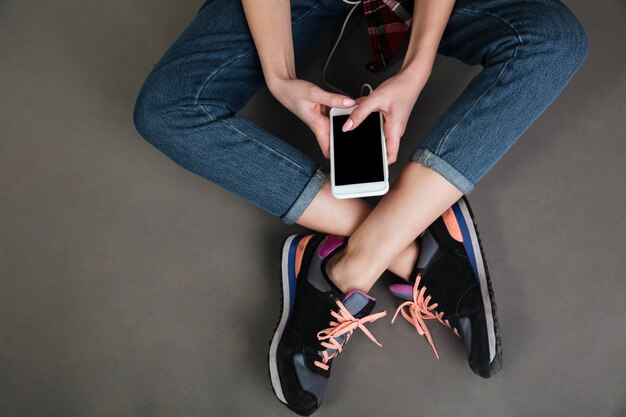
[389,196,502,378]
[269,233,387,415]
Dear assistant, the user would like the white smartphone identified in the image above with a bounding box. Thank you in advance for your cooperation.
[329,106,389,199]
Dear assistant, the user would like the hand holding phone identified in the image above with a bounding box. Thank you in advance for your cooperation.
[329,106,389,199]
[266,78,356,159]
[340,71,426,165]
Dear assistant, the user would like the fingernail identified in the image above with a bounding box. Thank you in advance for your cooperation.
[343,98,356,107]
[342,119,353,132]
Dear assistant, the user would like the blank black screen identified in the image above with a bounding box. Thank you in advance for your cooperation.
[332,112,384,186]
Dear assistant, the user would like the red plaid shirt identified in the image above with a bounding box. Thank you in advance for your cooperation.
[363,0,414,72]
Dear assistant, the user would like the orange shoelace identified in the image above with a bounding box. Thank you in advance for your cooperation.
[391,274,460,359]
[313,300,387,371]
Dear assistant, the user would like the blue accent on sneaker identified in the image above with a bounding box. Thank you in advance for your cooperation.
[452,202,479,282]
[287,235,302,318]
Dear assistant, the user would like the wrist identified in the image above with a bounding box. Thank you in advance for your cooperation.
[396,61,432,91]
[399,41,436,81]
[266,71,297,95]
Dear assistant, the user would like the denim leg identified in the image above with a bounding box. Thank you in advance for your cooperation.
[410,0,589,194]
[133,0,351,224]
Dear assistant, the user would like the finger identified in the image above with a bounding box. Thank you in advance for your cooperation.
[384,121,404,164]
[386,133,400,165]
[310,117,331,159]
[343,98,377,132]
[313,127,330,159]
[312,87,356,108]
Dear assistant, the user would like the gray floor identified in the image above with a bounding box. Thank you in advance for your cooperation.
[1,0,625,416]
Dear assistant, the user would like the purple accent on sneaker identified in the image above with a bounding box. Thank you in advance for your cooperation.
[343,289,375,302]
[388,283,413,301]
[318,235,345,259]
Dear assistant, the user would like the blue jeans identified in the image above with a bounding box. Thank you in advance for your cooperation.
[133,0,588,225]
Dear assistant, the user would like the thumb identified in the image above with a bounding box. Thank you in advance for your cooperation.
[383,121,403,165]
[343,98,376,132]
[313,87,356,109]
[310,118,331,159]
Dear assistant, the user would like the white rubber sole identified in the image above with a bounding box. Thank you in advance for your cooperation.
[457,198,497,363]
[268,234,299,405]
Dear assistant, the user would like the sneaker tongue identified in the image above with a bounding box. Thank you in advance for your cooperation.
[342,290,376,318]
[412,229,437,281]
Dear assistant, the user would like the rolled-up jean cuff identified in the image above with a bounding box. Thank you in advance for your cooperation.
[410,148,475,195]
[280,165,329,225]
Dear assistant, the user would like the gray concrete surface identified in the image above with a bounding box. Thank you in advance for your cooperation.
[1,0,625,416]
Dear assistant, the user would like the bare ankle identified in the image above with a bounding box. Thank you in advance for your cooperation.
[324,250,351,293]
[388,240,420,282]
[325,246,376,294]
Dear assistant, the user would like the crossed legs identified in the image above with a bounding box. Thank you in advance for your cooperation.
[293,167,427,284]
[297,162,461,292]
